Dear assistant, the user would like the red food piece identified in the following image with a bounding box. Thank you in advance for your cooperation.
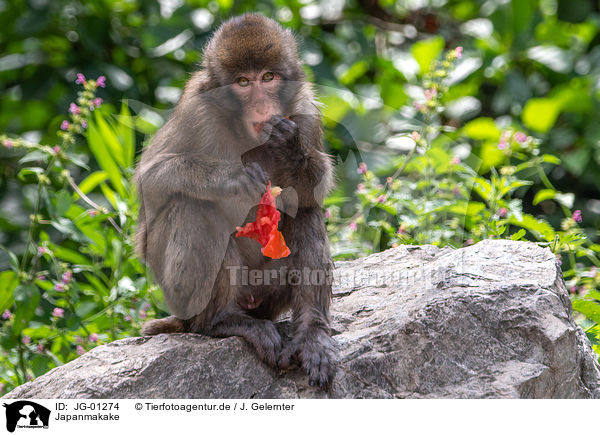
[235,182,291,259]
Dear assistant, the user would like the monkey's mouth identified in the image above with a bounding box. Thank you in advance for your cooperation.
[252,122,266,134]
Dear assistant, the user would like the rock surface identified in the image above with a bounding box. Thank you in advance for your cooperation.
[5,239,600,399]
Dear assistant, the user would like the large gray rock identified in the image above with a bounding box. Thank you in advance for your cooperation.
[5,240,600,398]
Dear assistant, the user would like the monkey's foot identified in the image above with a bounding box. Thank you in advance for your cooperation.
[278,330,337,389]
[207,311,282,369]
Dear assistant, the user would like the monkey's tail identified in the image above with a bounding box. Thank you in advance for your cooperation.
[141,316,187,335]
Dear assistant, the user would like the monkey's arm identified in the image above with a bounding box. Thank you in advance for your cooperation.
[136,152,267,204]
[259,116,333,208]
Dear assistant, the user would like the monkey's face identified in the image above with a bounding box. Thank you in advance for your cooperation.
[230,70,283,140]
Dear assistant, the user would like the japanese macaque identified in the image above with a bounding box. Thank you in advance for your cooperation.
[134,13,336,387]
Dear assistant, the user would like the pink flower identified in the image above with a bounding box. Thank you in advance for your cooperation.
[424,88,437,101]
[2,139,13,148]
[22,336,31,344]
[451,156,460,165]
[498,140,507,150]
[53,146,60,154]
[349,221,358,231]
[37,275,46,281]
[37,344,44,353]
[573,210,582,223]
[386,177,393,184]
[2,310,11,320]
[62,270,72,284]
[75,73,86,84]
[377,195,386,203]
[76,345,85,355]
[498,207,508,217]
[93,98,103,107]
[397,226,406,235]
[125,314,132,321]
[61,120,70,131]
[52,307,64,318]
[75,336,83,343]
[37,246,49,255]
[455,46,463,59]
[569,285,578,294]
[139,310,147,319]
[411,131,420,141]
[26,373,33,381]
[54,283,65,292]
[356,183,365,192]
[87,209,99,217]
[514,132,527,143]
[465,238,474,246]
[81,119,87,129]
[414,102,423,111]
[89,333,98,342]
[324,209,331,219]
[69,103,80,114]
[357,162,367,174]
[96,76,106,88]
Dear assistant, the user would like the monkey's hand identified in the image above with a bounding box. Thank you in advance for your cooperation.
[278,328,337,389]
[260,116,306,169]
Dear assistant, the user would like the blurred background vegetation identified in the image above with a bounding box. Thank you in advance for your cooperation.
[1,0,600,394]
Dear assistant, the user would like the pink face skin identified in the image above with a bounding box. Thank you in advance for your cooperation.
[230,70,283,139]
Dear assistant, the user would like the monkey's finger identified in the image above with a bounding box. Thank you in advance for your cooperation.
[274,117,298,137]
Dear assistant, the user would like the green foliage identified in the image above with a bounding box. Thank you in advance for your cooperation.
[0,81,158,393]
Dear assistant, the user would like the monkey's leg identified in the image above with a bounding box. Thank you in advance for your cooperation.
[203,303,282,368]
[192,237,283,368]
[277,209,337,388]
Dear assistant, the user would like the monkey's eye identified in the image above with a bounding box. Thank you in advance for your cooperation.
[237,77,250,87]
[262,72,275,82]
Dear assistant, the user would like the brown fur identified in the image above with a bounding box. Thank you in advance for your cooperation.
[135,13,336,388]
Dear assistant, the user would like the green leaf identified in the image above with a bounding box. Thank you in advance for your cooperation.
[75,301,97,317]
[52,246,92,265]
[480,142,505,171]
[522,98,562,133]
[94,111,126,167]
[0,270,18,312]
[17,167,44,181]
[340,60,370,86]
[509,214,555,242]
[117,101,135,168]
[541,154,561,165]
[13,284,40,335]
[533,189,556,205]
[573,300,600,324]
[463,117,501,140]
[510,229,527,240]
[411,36,445,74]
[18,150,49,165]
[77,171,109,197]
[55,190,72,216]
[87,120,126,197]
